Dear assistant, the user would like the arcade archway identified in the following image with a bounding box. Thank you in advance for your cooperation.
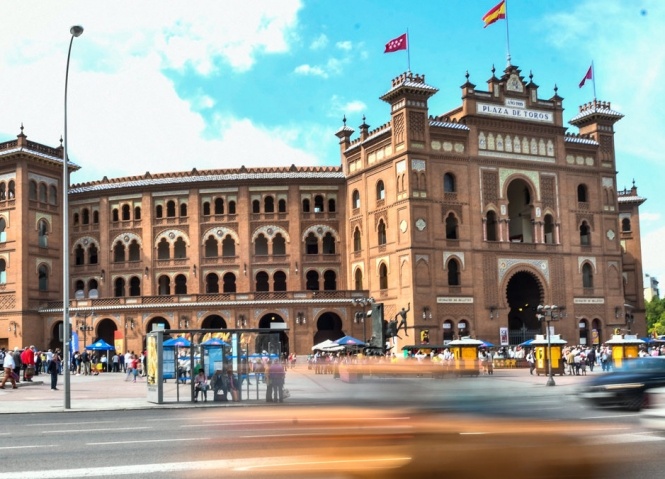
[313,312,344,344]
[256,314,288,358]
[201,314,227,329]
[50,321,63,352]
[505,271,544,345]
[97,318,117,346]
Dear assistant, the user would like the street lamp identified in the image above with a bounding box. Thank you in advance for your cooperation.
[536,304,560,387]
[75,311,95,349]
[353,297,374,343]
[63,24,84,410]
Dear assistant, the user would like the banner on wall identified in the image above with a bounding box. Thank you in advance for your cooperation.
[499,327,509,346]
[114,330,124,354]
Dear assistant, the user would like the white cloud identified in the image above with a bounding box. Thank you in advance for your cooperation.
[639,212,661,223]
[294,64,327,77]
[329,95,367,118]
[640,226,665,283]
[335,40,352,51]
[310,33,328,50]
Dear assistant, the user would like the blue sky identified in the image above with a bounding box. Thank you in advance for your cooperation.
[1,0,664,285]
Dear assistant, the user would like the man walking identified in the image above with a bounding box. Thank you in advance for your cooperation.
[0,348,18,389]
[268,360,286,403]
[12,347,22,382]
[20,345,36,382]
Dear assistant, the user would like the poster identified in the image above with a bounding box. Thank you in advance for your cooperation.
[499,327,509,346]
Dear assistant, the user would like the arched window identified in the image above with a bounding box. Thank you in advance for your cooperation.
[255,271,269,292]
[328,198,336,213]
[38,219,48,248]
[38,264,49,291]
[322,232,335,254]
[134,206,141,220]
[129,276,141,296]
[379,263,388,290]
[75,280,85,292]
[377,220,387,245]
[352,190,361,209]
[75,245,85,265]
[0,258,7,284]
[305,233,318,254]
[29,180,37,200]
[93,211,99,224]
[577,184,588,203]
[444,173,456,193]
[314,195,324,213]
[228,201,236,215]
[252,200,260,214]
[39,183,47,203]
[157,238,170,259]
[255,234,268,255]
[73,212,80,226]
[273,234,286,255]
[166,201,176,217]
[88,244,98,264]
[0,217,6,242]
[214,198,224,215]
[174,274,187,294]
[264,196,274,213]
[122,204,130,221]
[354,269,363,290]
[302,198,310,213]
[49,185,57,205]
[0,183,6,200]
[128,241,140,261]
[305,270,319,290]
[155,205,163,218]
[204,235,218,257]
[114,277,126,297]
[158,275,170,295]
[544,214,555,244]
[274,271,287,291]
[447,258,460,286]
[203,202,211,216]
[621,218,631,232]
[580,221,591,246]
[353,227,361,252]
[113,242,126,263]
[582,263,594,288]
[445,213,458,240]
[206,273,219,293]
[8,180,15,199]
[112,208,119,222]
[323,270,337,290]
[174,237,186,259]
[486,211,498,242]
[180,203,188,217]
[82,208,90,225]
[223,272,236,293]
[222,235,235,257]
[278,199,286,213]
[376,180,385,200]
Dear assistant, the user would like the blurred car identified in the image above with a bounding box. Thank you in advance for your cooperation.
[641,386,665,431]
[579,357,665,411]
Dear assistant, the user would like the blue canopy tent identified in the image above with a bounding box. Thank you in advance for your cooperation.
[85,339,114,373]
[519,339,535,347]
[335,335,367,347]
[163,336,191,347]
[480,340,494,348]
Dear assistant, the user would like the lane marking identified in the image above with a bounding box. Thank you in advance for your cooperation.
[0,445,57,451]
[29,421,117,427]
[87,437,206,446]
[42,427,151,434]
[582,414,640,419]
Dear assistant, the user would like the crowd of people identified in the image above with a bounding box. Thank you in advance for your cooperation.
[1,345,63,390]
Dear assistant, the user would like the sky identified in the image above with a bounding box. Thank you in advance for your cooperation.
[1,0,664,286]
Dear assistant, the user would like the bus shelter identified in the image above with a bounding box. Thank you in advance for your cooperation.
[605,335,645,369]
[146,328,286,404]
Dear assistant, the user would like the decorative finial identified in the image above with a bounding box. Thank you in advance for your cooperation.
[20,123,24,133]
[465,70,470,81]
[59,135,63,146]
[632,178,636,187]
[342,115,347,126]
[529,70,533,82]
[491,64,496,76]
[362,114,366,123]
[554,84,558,94]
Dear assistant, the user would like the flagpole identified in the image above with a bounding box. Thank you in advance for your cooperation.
[505,0,511,66]
[406,28,411,72]
[592,60,596,100]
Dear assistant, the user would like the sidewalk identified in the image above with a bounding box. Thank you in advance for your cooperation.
[0,365,601,414]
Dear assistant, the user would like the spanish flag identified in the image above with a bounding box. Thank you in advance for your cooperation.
[483,0,506,28]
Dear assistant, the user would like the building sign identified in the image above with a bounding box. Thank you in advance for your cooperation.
[437,297,474,304]
[476,102,554,124]
[573,297,605,304]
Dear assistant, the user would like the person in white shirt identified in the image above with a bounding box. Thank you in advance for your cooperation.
[0,351,18,389]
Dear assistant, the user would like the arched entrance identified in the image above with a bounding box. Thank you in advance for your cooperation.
[97,318,117,346]
[142,316,171,352]
[50,321,63,352]
[256,314,289,358]
[507,178,534,243]
[313,312,344,344]
[505,271,543,345]
[201,314,227,329]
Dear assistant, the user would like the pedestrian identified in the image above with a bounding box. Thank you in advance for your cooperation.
[112,353,119,373]
[0,348,18,389]
[80,350,91,375]
[526,350,535,375]
[12,347,22,382]
[118,352,125,373]
[268,359,286,403]
[20,345,36,382]
[49,349,62,390]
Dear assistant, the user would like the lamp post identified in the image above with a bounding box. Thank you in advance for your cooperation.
[63,24,84,410]
[75,311,95,350]
[295,312,306,356]
[536,304,560,387]
[353,297,374,343]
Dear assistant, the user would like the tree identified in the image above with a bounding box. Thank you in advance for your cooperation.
[646,297,665,337]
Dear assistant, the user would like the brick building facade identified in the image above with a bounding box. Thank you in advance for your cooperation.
[0,64,646,354]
